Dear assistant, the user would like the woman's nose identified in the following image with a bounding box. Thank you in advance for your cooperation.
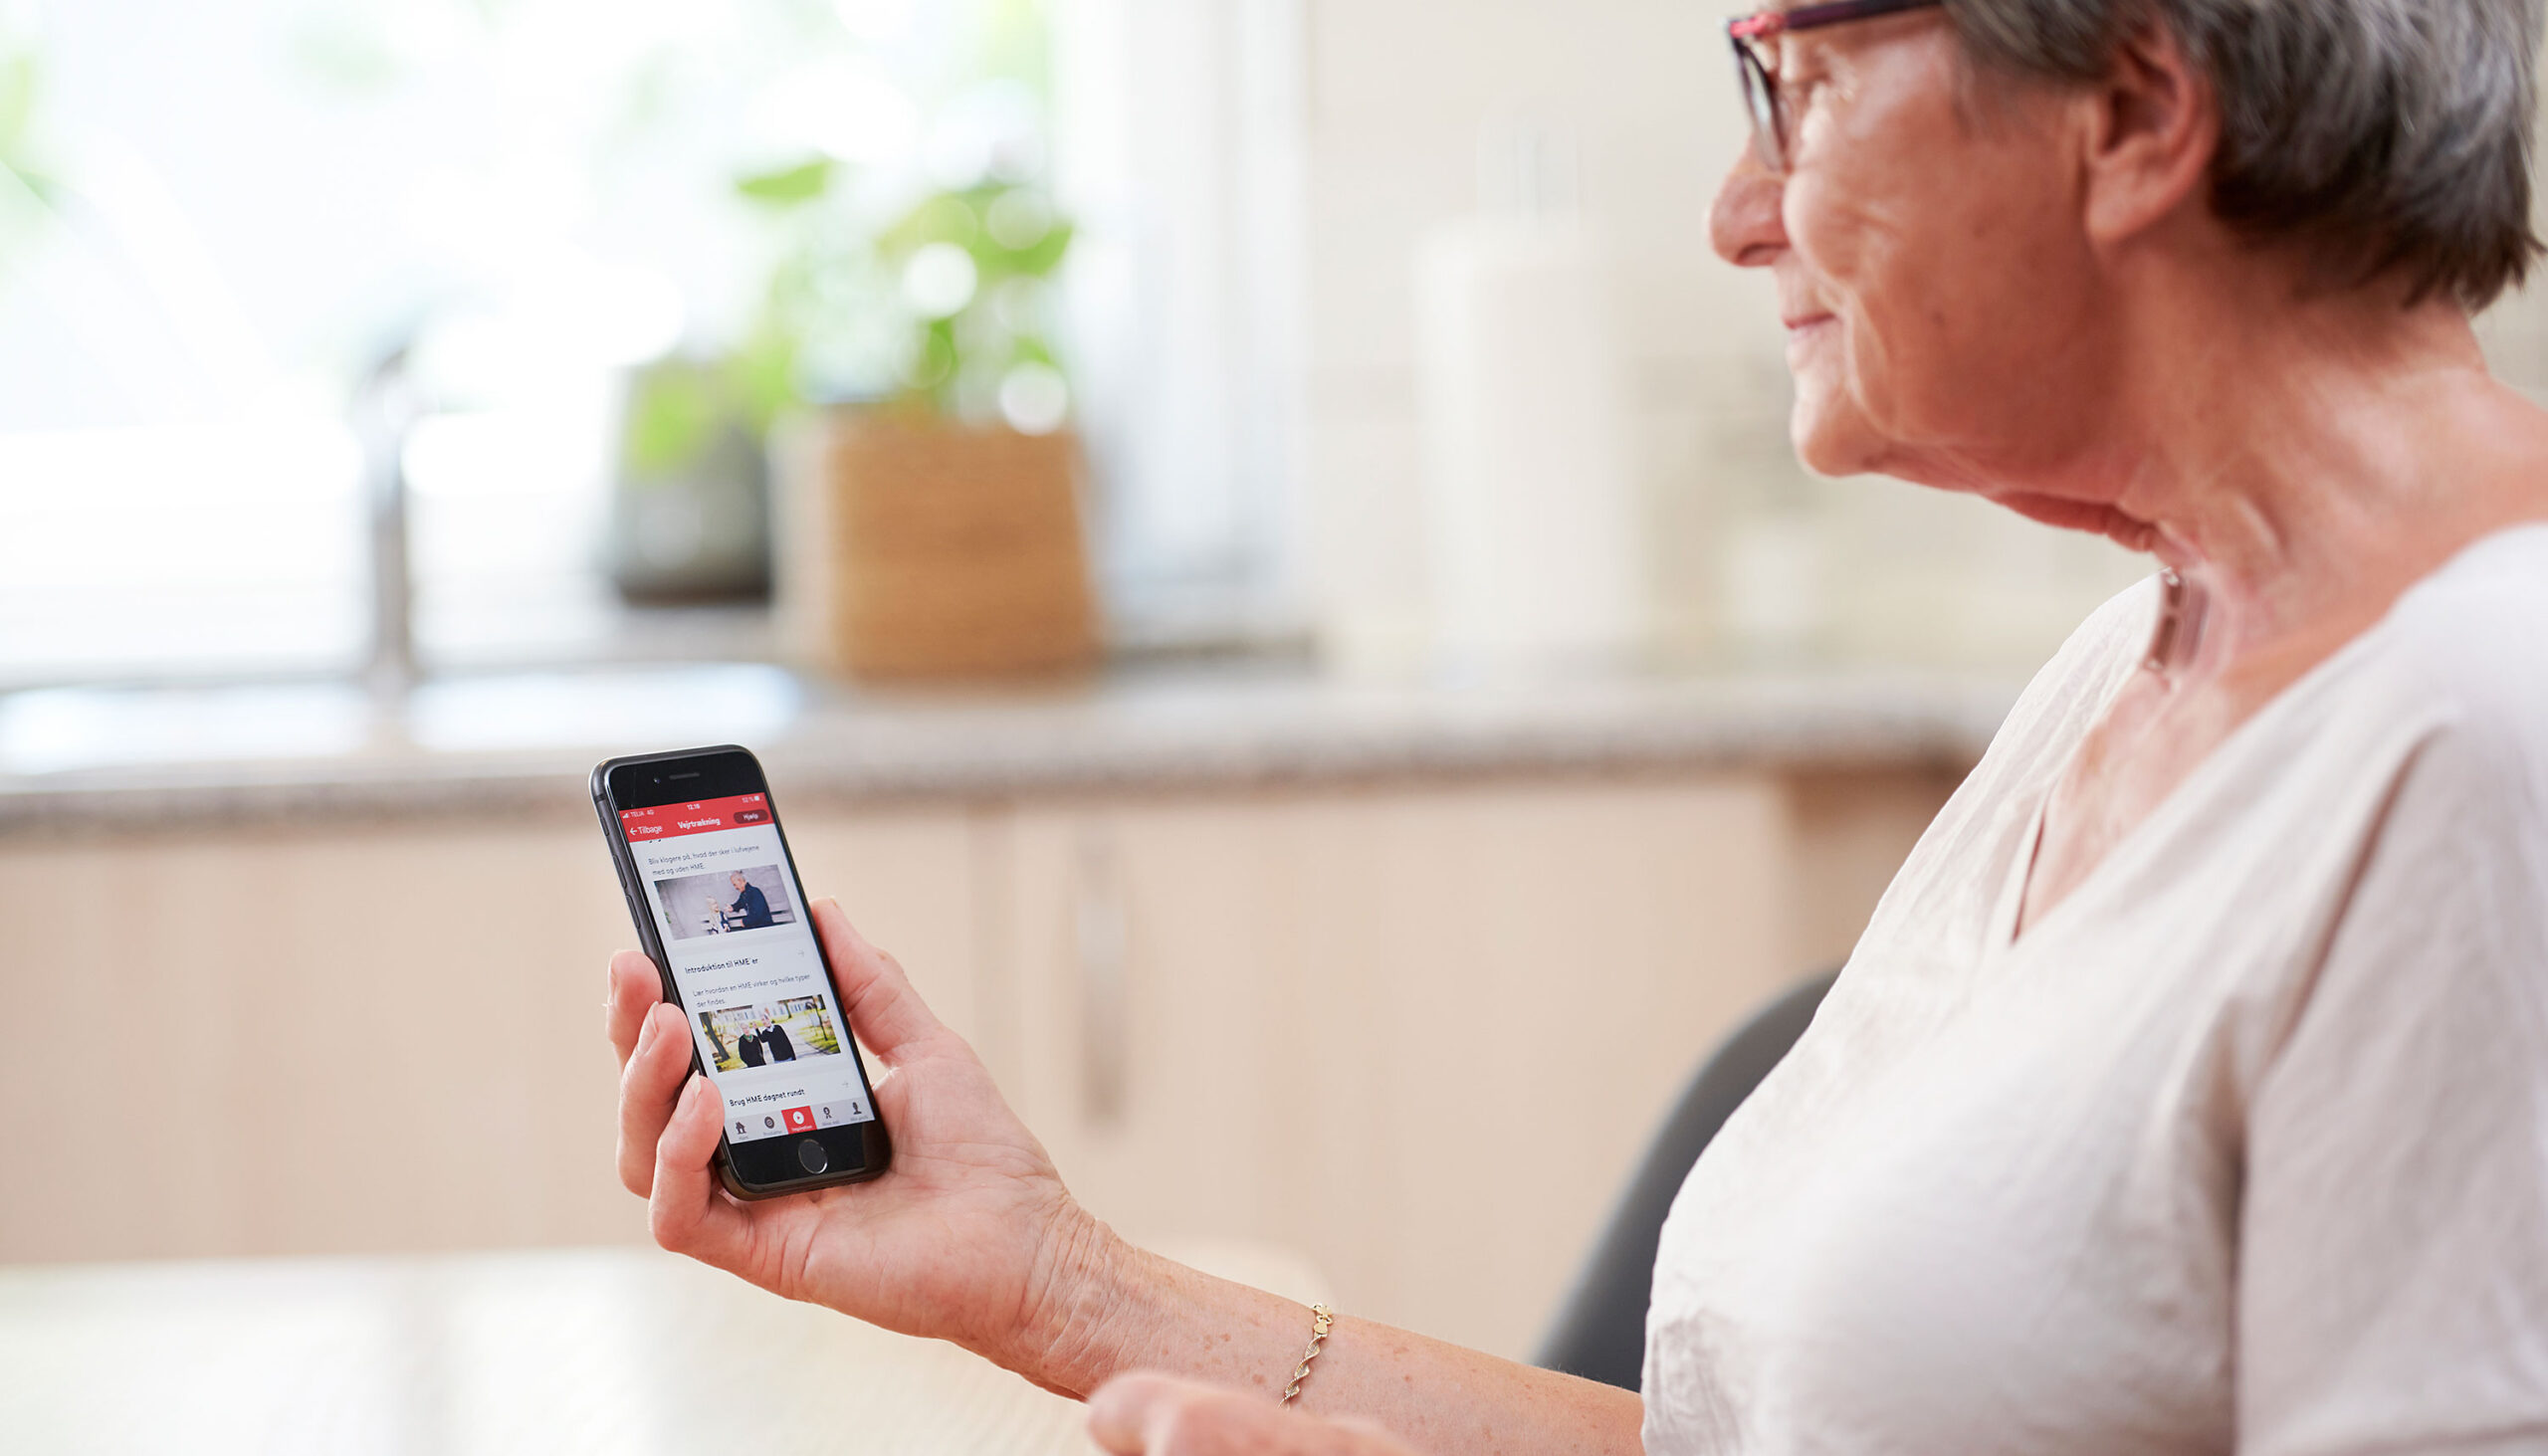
[1709,151,1788,267]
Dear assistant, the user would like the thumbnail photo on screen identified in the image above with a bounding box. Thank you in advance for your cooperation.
[697,994,845,1073]
[654,864,796,941]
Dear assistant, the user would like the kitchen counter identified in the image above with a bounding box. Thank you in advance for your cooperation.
[0,658,2021,837]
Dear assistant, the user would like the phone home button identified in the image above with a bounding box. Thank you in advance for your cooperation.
[796,1139,829,1175]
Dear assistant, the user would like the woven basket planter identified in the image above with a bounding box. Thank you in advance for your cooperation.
[779,410,1098,681]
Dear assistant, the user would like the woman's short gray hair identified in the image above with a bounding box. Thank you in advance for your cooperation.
[1945,0,2546,310]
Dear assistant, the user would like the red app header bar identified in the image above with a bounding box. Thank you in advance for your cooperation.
[619,793,770,841]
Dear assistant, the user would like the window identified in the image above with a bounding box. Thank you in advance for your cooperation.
[1,0,1295,690]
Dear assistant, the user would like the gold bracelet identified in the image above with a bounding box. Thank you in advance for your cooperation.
[1279,1303,1335,1406]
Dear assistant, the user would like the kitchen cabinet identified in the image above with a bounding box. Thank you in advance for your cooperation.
[989,776,1799,1358]
[0,764,1954,1359]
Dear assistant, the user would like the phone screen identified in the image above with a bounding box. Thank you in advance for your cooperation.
[616,791,880,1146]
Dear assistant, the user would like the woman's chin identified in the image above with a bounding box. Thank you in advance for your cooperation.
[1788,399,1885,480]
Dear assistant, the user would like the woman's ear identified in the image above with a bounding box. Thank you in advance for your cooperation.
[2079,19,2218,248]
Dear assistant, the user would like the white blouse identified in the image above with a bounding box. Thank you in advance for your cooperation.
[1643,524,2548,1455]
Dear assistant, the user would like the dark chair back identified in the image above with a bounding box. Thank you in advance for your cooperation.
[1533,969,1839,1391]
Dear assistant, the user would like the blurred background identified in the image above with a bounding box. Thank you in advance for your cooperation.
[6,0,2548,1448]
[0,0,2193,697]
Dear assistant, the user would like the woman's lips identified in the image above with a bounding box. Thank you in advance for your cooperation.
[1783,313,1836,354]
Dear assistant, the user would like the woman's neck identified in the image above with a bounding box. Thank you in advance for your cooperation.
[2090,276,2548,684]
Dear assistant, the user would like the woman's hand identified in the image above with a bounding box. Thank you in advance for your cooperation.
[1089,1375,1426,1456]
[605,897,1111,1388]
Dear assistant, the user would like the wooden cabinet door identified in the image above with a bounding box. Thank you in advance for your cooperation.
[0,809,981,1264]
[986,774,1798,1358]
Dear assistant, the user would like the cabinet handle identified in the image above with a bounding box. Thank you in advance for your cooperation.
[1075,832,1129,1126]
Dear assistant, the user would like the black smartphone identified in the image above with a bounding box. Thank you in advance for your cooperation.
[591,744,892,1198]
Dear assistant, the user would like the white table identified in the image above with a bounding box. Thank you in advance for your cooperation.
[0,1247,1097,1456]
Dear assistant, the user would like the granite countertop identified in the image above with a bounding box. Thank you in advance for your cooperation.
[0,659,2022,837]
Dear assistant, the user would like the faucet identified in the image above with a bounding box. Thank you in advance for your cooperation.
[354,344,422,701]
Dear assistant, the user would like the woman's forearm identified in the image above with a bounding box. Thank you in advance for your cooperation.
[1024,1218,1644,1455]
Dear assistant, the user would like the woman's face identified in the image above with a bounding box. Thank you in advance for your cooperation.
[1711,16,2107,490]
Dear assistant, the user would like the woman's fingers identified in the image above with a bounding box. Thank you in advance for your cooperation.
[1087,1375,1419,1456]
[617,1001,689,1196]
[605,950,663,1069]
[648,1072,753,1268]
[1087,1376,1241,1456]
[811,898,950,1062]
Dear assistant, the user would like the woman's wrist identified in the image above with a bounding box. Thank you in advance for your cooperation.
[1004,1200,1149,1397]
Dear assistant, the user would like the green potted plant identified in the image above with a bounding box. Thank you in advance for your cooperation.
[736,154,1097,679]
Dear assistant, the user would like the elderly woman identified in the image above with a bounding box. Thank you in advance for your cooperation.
[604,0,2548,1449]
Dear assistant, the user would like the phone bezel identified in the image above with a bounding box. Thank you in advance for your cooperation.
[592,743,893,1199]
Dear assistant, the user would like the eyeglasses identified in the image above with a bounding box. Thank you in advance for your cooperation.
[1728,0,1944,173]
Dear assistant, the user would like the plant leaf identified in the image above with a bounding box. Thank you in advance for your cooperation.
[0,54,35,158]
[1005,219,1072,278]
[735,157,835,206]
[622,361,723,476]
[876,193,980,255]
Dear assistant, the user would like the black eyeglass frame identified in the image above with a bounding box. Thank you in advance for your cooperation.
[1728,0,1946,172]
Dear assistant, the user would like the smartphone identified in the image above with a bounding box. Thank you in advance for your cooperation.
[592,744,892,1198]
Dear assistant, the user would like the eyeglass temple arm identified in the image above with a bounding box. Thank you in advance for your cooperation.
[1729,0,1942,41]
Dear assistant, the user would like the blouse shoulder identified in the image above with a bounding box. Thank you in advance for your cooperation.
[2235,526,2548,1453]
[2373,523,2548,750]
[1977,572,2162,765]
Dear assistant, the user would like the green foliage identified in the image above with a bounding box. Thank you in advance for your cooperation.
[875,180,1074,285]
[727,321,803,428]
[630,3,1075,453]
[735,157,836,206]
[0,52,35,155]
[621,323,809,478]
[973,0,1052,96]
[622,359,724,477]
[0,32,61,283]
[736,155,1074,424]
[620,350,802,480]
